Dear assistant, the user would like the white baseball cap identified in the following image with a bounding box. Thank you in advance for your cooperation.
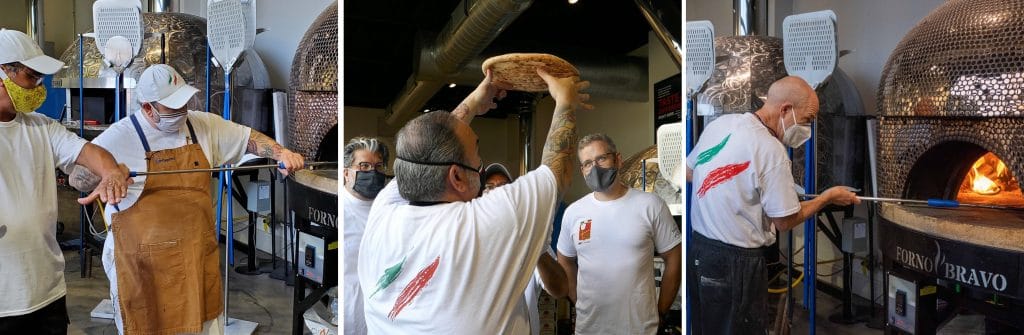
[137,64,199,109]
[0,29,65,75]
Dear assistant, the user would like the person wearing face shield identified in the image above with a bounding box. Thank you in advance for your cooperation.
[0,28,130,334]
[358,69,591,334]
[685,76,860,334]
[481,163,568,335]
[66,64,304,335]
[555,133,682,335]
[342,136,389,335]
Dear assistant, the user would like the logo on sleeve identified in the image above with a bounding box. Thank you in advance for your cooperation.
[578,219,592,243]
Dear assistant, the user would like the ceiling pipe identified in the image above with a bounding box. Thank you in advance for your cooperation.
[734,0,768,36]
[634,0,681,69]
[148,0,176,13]
[29,0,44,48]
[417,52,649,102]
[385,0,534,126]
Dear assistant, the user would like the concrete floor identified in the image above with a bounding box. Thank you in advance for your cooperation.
[55,188,319,334]
[781,286,989,334]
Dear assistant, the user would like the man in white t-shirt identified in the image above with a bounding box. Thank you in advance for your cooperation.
[557,133,682,335]
[358,69,592,334]
[342,136,389,335]
[685,76,859,334]
[0,28,129,334]
[482,163,568,335]
[69,64,304,335]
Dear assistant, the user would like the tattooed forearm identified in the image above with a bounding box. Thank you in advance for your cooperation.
[451,102,474,124]
[541,104,578,195]
[69,165,102,192]
[246,130,284,159]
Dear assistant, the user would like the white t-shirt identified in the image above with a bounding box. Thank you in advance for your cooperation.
[685,113,800,248]
[0,112,87,316]
[359,166,558,335]
[92,110,251,224]
[92,110,250,334]
[343,187,373,335]
[556,188,681,335]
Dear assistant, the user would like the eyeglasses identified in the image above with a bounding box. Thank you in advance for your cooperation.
[20,67,44,83]
[353,161,387,172]
[581,152,616,171]
[484,181,508,191]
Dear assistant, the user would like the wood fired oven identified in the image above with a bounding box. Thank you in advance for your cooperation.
[877,0,1024,332]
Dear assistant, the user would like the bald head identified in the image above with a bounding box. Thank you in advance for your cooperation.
[766,76,817,111]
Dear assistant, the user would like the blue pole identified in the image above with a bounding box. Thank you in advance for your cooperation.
[803,122,817,334]
[215,171,224,238]
[78,34,86,275]
[224,71,234,265]
[114,72,122,122]
[684,99,694,335]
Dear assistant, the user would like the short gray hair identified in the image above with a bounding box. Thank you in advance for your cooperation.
[343,137,389,168]
[578,133,618,154]
[394,111,467,202]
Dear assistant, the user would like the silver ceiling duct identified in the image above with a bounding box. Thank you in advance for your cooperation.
[287,1,338,161]
[148,0,176,13]
[384,0,534,126]
[53,13,270,118]
[415,51,649,103]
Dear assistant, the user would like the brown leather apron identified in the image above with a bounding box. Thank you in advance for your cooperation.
[111,115,222,334]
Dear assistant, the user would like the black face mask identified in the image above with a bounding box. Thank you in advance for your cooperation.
[352,170,387,199]
[585,165,618,193]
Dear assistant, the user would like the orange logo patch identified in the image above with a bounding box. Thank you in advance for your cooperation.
[579,219,592,242]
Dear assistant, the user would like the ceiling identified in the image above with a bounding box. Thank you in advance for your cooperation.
[343,0,680,118]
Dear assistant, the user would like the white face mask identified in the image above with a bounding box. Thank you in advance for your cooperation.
[779,110,812,148]
[150,103,187,133]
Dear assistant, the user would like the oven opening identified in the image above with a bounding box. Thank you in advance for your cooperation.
[957,152,1024,207]
[904,141,1024,207]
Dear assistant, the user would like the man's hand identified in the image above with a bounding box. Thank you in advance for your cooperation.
[77,163,133,205]
[277,149,305,177]
[452,69,507,123]
[537,68,593,111]
[822,186,860,206]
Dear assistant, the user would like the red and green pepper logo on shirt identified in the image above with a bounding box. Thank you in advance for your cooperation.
[694,134,750,198]
[371,256,442,321]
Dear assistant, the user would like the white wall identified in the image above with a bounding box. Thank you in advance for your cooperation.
[178,0,335,90]
[687,0,946,115]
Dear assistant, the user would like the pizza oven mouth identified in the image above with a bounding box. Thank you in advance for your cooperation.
[904,142,1024,208]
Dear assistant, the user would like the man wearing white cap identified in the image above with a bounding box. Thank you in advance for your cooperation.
[0,28,129,334]
[69,64,304,334]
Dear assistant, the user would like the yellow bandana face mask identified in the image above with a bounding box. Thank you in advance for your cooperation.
[0,69,47,113]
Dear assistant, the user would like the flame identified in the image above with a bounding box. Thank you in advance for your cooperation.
[967,153,1009,195]
[972,167,1001,195]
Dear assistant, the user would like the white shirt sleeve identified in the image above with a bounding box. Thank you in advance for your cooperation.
[470,165,558,240]
[368,179,406,218]
[760,160,801,218]
[650,196,682,254]
[197,112,251,166]
[556,208,577,258]
[47,119,88,173]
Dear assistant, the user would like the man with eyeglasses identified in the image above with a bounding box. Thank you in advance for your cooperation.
[0,28,130,334]
[68,64,304,334]
[359,69,592,334]
[481,163,568,335]
[342,136,389,335]
[685,77,858,333]
[555,133,682,334]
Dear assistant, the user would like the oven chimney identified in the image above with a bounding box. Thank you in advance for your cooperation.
[148,0,176,13]
[734,0,768,36]
[29,0,44,48]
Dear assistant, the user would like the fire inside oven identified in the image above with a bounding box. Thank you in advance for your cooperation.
[957,152,1024,207]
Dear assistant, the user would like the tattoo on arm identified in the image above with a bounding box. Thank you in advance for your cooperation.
[541,105,578,195]
[451,102,474,124]
[69,165,101,192]
[246,130,284,159]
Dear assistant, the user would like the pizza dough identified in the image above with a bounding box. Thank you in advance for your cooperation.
[481,53,579,92]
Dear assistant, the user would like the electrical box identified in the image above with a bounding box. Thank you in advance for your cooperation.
[243,180,271,213]
[841,216,868,253]
[887,271,936,334]
[298,231,326,284]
